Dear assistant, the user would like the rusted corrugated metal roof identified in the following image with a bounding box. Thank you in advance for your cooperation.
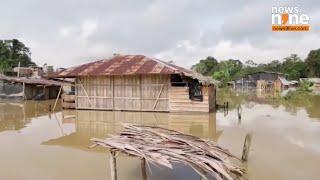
[0,75,66,86]
[52,55,217,85]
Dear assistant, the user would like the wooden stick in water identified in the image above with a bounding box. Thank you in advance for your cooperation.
[242,133,252,161]
[141,158,147,180]
[110,150,117,180]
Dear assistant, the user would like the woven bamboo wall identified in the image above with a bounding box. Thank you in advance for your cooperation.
[75,75,170,111]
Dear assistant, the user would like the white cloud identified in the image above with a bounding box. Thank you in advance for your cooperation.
[0,0,319,69]
[59,26,74,38]
[81,19,98,39]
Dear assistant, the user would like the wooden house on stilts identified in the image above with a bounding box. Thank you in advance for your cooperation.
[53,55,217,112]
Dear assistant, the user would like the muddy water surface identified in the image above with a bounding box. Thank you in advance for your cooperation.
[0,90,320,180]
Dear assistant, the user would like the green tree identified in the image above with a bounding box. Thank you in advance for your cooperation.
[262,60,282,72]
[214,59,243,82]
[192,50,314,85]
[281,54,307,80]
[191,56,218,76]
[0,39,35,73]
[242,60,261,75]
[305,49,320,77]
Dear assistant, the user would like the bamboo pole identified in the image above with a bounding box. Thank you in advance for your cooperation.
[141,158,147,180]
[241,133,252,161]
[110,150,117,180]
[52,86,62,112]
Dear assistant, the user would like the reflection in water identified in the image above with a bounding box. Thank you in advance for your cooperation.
[43,110,220,151]
[1,89,320,180]
[218,89,320,120]
[216,89,320,180]
[41,110,220,180]
[0,100,60,132]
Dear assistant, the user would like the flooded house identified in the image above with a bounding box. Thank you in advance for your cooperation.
[52,55,217,112]
[12,66,45,78]
[0,75,63,100]
[232,71,293,90]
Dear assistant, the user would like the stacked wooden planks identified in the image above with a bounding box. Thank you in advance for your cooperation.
[62,94,75,109]
[169,86,215,112]
[91,124,246,180]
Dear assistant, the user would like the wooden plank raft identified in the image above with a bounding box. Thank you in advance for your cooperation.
[91,124,246,180]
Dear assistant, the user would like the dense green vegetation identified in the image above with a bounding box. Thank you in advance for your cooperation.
[0,39,36,73]
[192,49,320,84]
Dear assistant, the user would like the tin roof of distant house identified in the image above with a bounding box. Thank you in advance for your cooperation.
[0,75,66,86]
[51,55,218,85]
[278,76,290,86]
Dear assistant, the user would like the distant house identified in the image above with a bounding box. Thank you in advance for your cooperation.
[233,71,292,90]
[13,67,33,77]
[13,66,45,78]
[52,55,217,112]
[0,75,63,100]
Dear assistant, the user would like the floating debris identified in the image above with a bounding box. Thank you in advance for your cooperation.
[91,124,247,180]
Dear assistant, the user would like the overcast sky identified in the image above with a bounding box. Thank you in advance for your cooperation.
[1,0,319,68]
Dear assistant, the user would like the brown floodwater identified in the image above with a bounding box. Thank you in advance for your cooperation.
[0,90,320,180]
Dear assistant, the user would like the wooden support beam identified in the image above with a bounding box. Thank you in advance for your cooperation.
[52,86,62,112]
[110,150,117,180]
[78,78,93,107]
[153,84,165,110]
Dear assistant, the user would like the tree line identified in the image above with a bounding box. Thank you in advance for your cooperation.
[191,49,320,84]
[0,39,36,73]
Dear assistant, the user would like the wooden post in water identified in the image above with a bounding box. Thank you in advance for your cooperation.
[48,104,52,119]
[22,82,25,100]
[241,133,252,161]
[226,102,229,113]
[110,150,117,180]
[237,105,242,124]
[141,158,147,180]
